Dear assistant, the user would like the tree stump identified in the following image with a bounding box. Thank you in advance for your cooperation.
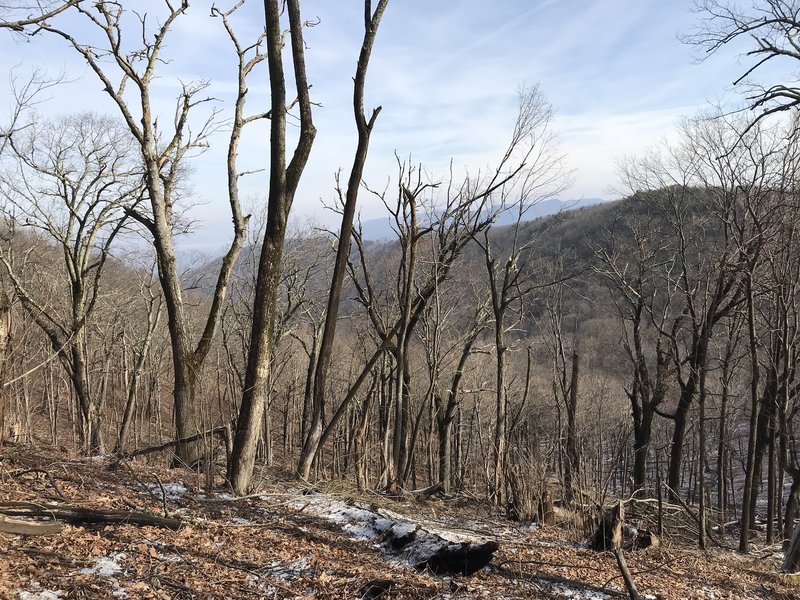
[590,500,642,600]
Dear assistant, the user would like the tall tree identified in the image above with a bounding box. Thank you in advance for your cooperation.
[227,0,316,494]
[475,88,568,505]
[298,0,389,483]
[37,1,259,463]
[595,211,676,493]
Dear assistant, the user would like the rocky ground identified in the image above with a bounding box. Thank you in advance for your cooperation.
[0,443,798,599]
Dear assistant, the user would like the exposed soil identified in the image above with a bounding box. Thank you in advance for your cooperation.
[0,444,798,599]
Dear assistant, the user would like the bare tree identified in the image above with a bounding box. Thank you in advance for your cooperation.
[0,113,141,453]
[113,262,163,454]
[427,290,490,494]
[475,87,568,506]
[688,0,800,124]
[595,212,676,493]
[34,1,260,463]
[299,0,389,484]
[227,0,316,494]
[295,86,567,486]
[0,290,10,444]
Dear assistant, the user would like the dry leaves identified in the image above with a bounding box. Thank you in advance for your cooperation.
[0,445,797,599]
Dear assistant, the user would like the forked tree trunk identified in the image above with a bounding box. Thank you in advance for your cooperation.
[70,330,104,455]
[228,0,316,494]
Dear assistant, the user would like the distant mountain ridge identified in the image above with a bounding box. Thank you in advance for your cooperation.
[357,197,608,241]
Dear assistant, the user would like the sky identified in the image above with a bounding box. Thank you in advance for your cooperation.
[0,0,775,251]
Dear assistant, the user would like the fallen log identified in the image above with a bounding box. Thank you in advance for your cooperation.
[296,495,499,576]
[118,424,230,460]
[416,540,499,576]
[0,502,182,530]
[0,515,64,536]
[382,522,499,576]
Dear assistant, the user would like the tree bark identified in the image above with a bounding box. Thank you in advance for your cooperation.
[740,273,760,553]
[564,352,580,504]
[228,0,316,494]
[0,292,10,445]
[299,0,389,481]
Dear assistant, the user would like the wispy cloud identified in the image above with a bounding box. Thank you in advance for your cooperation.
[0,0,764,247]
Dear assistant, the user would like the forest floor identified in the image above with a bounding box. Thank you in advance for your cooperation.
[0,443,798,600]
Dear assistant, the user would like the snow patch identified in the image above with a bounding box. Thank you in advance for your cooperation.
[551,584,610,599]
[268,557,312,579]
[17,590,64,600]
[290,495,494,568]
[80,553,126,577]
[145,482,187,500]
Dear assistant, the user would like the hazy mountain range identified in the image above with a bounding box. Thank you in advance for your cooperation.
[356,197,608,241]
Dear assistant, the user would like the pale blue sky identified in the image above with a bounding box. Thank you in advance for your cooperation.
[0,0,777,249]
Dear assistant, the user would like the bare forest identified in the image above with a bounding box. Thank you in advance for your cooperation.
[2,1,800,599]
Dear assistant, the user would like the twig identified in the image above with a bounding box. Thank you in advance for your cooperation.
[663,484,726,549]
[155,475,170,519]
[8,467,68,501]
[496,557,603,572]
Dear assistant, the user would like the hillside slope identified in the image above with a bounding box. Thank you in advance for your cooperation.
[1,445,795,599]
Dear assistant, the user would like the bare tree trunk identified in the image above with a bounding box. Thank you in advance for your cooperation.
[70,328,103,455]
[116,293,161,454]
[492,321,507,507]
[667,376,697,499]
[564,352,580,504]
[299,0,389,481]
[0,292,10,445]
[228,0,316,494]
[741,273,760,553]
[698,366,707,550]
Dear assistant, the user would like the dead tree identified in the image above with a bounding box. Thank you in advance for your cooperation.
[590,501,642,600]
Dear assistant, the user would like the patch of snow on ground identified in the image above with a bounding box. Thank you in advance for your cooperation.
[229,517,254,525]
[17,590,64,600]
[268,557,312,579]
[80,553,126,577]
[289,495,493,568]
[551,584,610,599]
[145,482,187,500]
